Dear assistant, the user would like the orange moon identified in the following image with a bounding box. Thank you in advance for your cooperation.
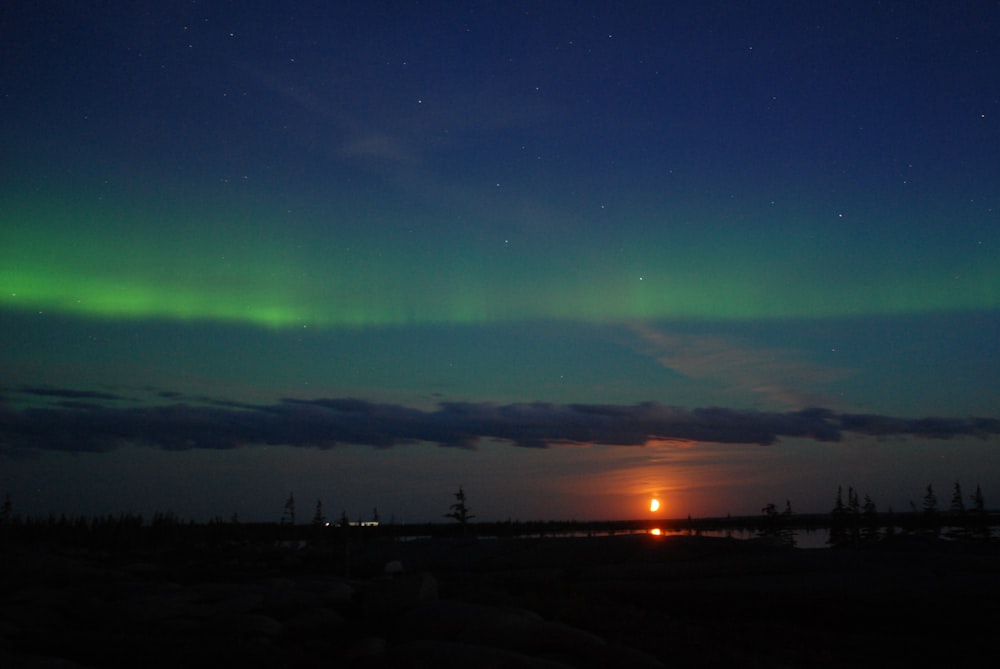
[649,498,660,512]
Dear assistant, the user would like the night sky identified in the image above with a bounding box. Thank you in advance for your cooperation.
[2,2,998,523]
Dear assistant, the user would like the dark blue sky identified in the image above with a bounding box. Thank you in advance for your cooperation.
[2,2,998,522]
[6,2,997,197]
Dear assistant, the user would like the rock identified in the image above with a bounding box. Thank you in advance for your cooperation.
[282,606,346,636]
[395,599,541,643]
[304,577,355,605]
[390,599,667,668]
[360,572,439,620]
[204,612,284,638]
[345,635,389,661]
[603,642,667,669]
[473,618,606,658]
[0,651,96,669]
[383,639,576,669]
[324,582,356,605]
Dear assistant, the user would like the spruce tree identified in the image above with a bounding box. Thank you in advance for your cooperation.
[445,486,475,531]
[312,499,326,526]
[282,492,296,525]
[847,487,861,546]
[828,486,848,547]
[848,487,860,516]
[922,484,937,515]
[950,482,965,514]
[861,494,880,544]
[946,482,969,540]
[922,484,939,539]
[970,484,985,514]
[832,486,845,516]
[969,484,989,541]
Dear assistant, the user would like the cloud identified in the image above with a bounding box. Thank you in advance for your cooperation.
[627,324,855,409]
[340,132,418,165]
[18,386,125,401]
[1,392,997,456]
[838,413,1000,440]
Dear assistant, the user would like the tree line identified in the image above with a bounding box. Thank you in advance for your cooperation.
[822,481,991,547]
[2,482,996,551]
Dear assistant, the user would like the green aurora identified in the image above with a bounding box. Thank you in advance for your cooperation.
[3,192,997,328]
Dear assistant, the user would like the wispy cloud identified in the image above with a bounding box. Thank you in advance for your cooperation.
[19,386,125,401]
[628,323,855,409]
[2,389,996,457]
[339,132,418,165]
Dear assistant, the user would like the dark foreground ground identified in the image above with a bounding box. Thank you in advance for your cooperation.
[2,534,999,668]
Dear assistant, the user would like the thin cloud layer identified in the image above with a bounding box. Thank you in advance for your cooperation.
[628,324,855,409]
[2,391,997,456]
[19,386,125,401]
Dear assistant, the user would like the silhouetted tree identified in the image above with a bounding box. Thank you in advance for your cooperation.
[829,486,849,547]
[0,494,11,525]
[282,492,296,525]
[950,482,965,514]
[780,500,795,545]
[922,484,940,538]
[828,486,871,547]
[832,486,846,516]
[970,484,985,514]
[922,484,937,515]
[862,494,877,516]
[847,487,860,517]
[846,487,862,545]
[944,481,968,540]
[968,484,990,541]
[446,486,475,531]
[312,499,326,526]
[861,494,880,543]
[759,502,793,546]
